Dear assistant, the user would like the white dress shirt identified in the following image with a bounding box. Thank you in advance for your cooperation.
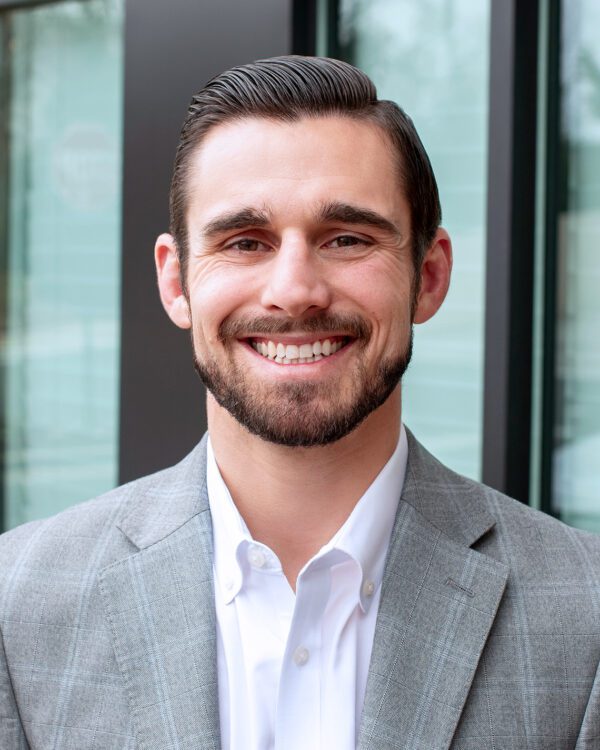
[207,425,408,750]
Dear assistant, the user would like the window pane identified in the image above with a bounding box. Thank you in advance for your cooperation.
[335,0,490,479]
[1,0,124,529]
[552,0,600,530]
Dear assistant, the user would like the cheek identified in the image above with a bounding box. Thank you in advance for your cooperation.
[340,260,412,325]
[188,273,249,344]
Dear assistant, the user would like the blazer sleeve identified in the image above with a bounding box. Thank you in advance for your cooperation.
[0,622,29,749]
[575,655,600,749]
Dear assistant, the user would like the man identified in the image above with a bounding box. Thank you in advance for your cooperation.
[1,56,599,750]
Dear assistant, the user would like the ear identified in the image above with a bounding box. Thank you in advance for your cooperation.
[155,233,191,329]
[413,228,453,324]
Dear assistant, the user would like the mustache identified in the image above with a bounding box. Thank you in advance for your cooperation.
[218,313,372,341]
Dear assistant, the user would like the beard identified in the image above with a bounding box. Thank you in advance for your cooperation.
[192,312,413,448]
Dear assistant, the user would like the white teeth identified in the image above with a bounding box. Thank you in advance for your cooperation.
[252,337,346,364]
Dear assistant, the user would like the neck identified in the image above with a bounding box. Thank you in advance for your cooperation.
[207,388,401,587]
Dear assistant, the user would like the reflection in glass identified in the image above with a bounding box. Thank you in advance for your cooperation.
[552,0,600,530]
[1,0,124,529]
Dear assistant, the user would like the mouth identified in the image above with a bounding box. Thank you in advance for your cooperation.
[246,336,351,365]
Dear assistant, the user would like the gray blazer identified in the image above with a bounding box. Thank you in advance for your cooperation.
[1,431,599,749]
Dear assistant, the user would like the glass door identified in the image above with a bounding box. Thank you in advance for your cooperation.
[1,0,124,529]
[546,0,600,530]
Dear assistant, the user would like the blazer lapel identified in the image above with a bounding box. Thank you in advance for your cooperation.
[99,436,221,750]
[99,430,508,750]
[358,433,509,750]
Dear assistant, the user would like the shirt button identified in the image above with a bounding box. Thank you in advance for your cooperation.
[224,578,234,591]
[362,580,375,597]
[247,545,266,569]
[293,646,310,666]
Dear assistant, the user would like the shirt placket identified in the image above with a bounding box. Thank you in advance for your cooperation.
[239,543,293,750]
[275,562,331,750]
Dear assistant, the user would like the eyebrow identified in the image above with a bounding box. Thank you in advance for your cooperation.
[201,207,271,238]
[200,201,403,240]
[318,201,403,239]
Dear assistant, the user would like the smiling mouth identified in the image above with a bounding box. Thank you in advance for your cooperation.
[248,336,351,364]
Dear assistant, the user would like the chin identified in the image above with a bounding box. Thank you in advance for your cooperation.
[195,331,412,447]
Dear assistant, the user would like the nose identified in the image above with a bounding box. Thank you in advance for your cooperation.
[260,235,332,317]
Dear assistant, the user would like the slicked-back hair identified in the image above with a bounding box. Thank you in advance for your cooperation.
[170,55,441,281]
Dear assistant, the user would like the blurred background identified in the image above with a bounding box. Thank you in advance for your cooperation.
[0,0,598,532]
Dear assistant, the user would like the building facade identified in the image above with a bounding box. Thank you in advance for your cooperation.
[1,0,598,532]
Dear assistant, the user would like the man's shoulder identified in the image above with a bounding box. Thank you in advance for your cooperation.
[0,471,149,578]
[455,460,600,548]
[0,439,208,591]
[469,469,600,554]
[406,432,600,574]
[484,481,600,586]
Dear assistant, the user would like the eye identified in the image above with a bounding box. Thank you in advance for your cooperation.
[328,235,363,247]
[224,237,269,253]
[322,234,372,252]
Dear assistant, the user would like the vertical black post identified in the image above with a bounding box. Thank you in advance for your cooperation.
[297,0,339,59]
[482,0,539,502]
[292,0,317,55]
[539,1,562,515]
[119,0,292,483]
[326,0,340,58]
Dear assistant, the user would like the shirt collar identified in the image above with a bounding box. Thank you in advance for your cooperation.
[206,439,252,604]
[317,425,408,612]
[207,426,408,612]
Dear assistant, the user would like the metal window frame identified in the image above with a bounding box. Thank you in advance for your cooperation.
[0,1,64,9]
[481,0,540,503]
[538,0,562,517]
[312,0,543,502]
[292,0,317,55]
[293,0,340,58]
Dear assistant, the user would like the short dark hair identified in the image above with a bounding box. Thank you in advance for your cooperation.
[170,55,441,280]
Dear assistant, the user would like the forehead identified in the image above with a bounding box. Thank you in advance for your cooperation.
[185,115,406,227]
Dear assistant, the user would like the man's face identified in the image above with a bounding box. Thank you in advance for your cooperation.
[159,116,441,446]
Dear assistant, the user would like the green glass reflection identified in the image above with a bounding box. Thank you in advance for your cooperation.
[2,0,124,529]
[553,0,600,530]
[336,0,490,479]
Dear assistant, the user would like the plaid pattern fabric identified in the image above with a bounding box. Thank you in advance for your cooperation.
[1,431,600,750]
[358,437,600,750]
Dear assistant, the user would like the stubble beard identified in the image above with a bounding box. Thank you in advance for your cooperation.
[192,314,413,447]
